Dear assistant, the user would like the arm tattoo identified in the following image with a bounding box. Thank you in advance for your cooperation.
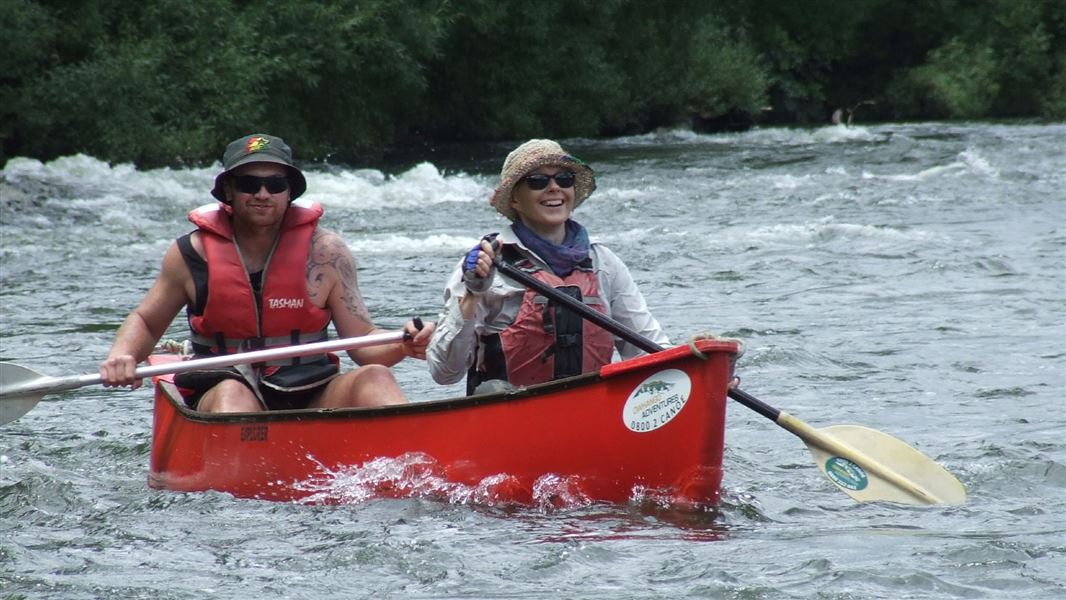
[307,229,373,327]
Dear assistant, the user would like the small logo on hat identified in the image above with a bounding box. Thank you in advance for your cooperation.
[246,136,270,153]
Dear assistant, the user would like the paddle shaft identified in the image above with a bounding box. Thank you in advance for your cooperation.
[0,330,407,399]
[492,259,779,420]
[494,256,966,504]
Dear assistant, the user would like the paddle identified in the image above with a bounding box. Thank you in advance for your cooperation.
[492,257,967,505]
[0,330,408,426]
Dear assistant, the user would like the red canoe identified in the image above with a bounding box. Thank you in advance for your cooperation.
[148,339,736,506]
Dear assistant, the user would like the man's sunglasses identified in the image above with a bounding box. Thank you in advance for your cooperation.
[233,175,290,195]
[522,171,576,190]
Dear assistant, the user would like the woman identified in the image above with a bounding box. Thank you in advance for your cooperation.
[427,139,670,395]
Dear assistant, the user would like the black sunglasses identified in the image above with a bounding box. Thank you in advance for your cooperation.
[233,175,290,195]
[522,171,576,190]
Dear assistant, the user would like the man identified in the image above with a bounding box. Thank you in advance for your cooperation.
[100,133,434,412]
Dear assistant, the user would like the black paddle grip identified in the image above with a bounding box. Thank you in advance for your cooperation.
[403,317,424,341]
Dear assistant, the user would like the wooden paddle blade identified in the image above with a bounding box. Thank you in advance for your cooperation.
[0,362,48,426]
[803,424,967,505]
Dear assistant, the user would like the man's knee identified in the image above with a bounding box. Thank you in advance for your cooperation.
[198,379,261,412]
[353,364,397,384]
[321,364,405,408]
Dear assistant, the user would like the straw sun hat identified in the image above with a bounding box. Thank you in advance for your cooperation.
[489,139,596,221]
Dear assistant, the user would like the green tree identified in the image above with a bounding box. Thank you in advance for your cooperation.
[893,39,1000,118]
[3,0,1063,168]
[5,0,447,167]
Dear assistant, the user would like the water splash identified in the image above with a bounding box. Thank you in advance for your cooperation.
[289,453,714,512]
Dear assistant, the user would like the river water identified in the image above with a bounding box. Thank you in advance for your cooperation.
[1,122,1064,598]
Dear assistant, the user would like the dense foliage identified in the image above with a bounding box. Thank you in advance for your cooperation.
[2,0,1063,167]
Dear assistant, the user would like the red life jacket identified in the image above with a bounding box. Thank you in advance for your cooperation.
[185,200,331,361]
[470,247,615,393]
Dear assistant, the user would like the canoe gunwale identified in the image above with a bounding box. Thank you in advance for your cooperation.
[151,339,738,425]
[154,370,601,424]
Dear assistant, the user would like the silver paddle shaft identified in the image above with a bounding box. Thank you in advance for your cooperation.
[0,331,406,397]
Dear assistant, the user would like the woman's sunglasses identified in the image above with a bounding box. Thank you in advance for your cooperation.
[522,171,576,190]
[233,175,290,195]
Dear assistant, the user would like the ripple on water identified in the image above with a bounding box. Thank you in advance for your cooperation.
[0,474,82,523]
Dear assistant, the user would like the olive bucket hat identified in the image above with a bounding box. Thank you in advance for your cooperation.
[489,139,596,221]
[210,133,307,202]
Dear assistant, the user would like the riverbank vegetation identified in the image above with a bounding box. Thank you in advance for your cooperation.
[2,0,1063,167]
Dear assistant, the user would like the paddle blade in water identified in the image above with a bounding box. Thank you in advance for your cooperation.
[0,362,48,426]
[803,424,967,505]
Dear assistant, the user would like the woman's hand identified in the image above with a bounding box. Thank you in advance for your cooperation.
[462,238,498,294]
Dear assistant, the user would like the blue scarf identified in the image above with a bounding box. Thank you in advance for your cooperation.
[512,219,591,277]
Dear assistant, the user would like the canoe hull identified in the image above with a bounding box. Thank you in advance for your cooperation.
[148,340,734,505]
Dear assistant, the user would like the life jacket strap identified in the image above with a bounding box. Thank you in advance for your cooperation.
[189,329,329,366]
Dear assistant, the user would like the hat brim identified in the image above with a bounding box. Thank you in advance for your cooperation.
[211,155,307,202]
[489,157,596,221]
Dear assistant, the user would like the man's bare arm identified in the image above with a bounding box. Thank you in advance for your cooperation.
[100,242,192,386]
[311,229,411,366]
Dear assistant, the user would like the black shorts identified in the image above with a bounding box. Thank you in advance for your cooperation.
[173,368,329,411]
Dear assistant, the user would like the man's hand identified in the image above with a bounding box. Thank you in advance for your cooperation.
[99,355,143,389]
[400,319,436,360]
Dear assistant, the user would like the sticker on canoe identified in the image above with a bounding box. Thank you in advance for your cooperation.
[622,369,691,432]
[824,456,869,491]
